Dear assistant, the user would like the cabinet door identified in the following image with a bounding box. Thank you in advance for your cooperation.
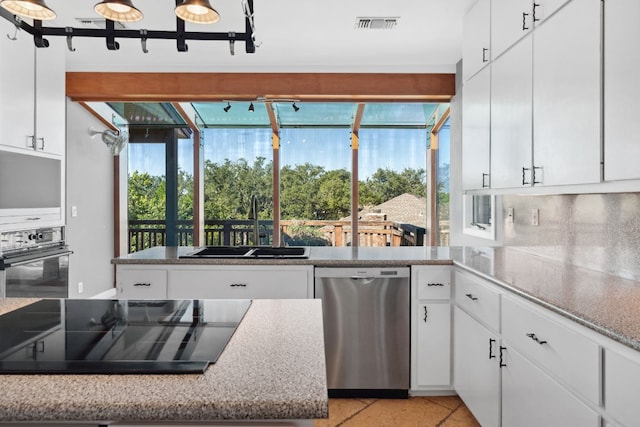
[0,19,35,153]
[462,0,490,82]
[502,346,600,427]
[490,34,533,189]
[532,0,572,24]
[604,0,640,181]
[454,307,500,427]
[415,267,451,301]
[491,0,532,59]
[168,267,311,299]
[116,268,168,299]
[604,349,640,427]
[532,0,601,186]
[462,66,491,190]
[35,38,66,156]
[414,303,450,387]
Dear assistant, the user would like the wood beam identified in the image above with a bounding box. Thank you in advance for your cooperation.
[66,72,455,102]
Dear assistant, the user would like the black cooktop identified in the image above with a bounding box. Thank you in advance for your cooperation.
[0,298,251,374]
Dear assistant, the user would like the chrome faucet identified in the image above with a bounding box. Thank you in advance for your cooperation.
[248,194,260,246]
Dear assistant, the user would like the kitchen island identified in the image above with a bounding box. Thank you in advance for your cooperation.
[0,298,328,426]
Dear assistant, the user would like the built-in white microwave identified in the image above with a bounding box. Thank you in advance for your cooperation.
[0,150,63,230]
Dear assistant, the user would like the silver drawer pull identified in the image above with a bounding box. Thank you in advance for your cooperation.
[427,283,445,287]
[230,283,248,287]
[465,293,478,301]
[526,333,547,345]
[133,282,151,287]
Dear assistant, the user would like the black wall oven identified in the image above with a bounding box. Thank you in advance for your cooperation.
[0,227,71,298]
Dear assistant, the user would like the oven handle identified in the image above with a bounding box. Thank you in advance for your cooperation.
[4,250,73,267]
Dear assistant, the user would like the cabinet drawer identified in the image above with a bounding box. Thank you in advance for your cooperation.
[502,296,600,405]
[604,348,640,427]
[454,270,501,332]
[168,268,310,299]
[117,268,168,299]
[415,267,451,300]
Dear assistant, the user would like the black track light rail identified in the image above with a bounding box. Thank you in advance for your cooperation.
[0,0,255,53]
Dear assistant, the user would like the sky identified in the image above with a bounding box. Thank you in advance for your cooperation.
[128,126,448,180]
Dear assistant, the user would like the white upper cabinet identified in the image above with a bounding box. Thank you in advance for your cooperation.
[532,0,601,186]
[491,0,532,59]
[462,65,491,191]
[490,34,533,189]
[604,0,640,181]
[0,20,35,154]
[0,24,65,157]
[35,38,66,157]
[463,0,491,82]
[531,0,572,24]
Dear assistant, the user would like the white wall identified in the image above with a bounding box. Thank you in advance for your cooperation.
[65,100,116,298]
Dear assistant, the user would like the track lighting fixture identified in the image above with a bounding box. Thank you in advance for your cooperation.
[0,0,56,20]
[175,0,220,24]
[223,102,231,113]
[292,102,300,112]
[0,0,257,54]
[94,0,143,23]
[248,103,255,113]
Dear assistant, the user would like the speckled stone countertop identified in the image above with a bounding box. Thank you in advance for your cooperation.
[452,246,640,352]
[113,245,640,352]
[111,245,455,266]
[0,299,328,424]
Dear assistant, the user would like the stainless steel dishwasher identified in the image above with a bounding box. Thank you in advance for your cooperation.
[314,267,410,398]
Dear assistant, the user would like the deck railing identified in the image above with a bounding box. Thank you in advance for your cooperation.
[128,219,427,253]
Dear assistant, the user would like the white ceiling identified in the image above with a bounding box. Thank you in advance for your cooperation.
[26,0,474,73]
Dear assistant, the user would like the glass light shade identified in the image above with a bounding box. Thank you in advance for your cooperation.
[0,0,56,20]
[175,0,220,24]
[94,0,143,23]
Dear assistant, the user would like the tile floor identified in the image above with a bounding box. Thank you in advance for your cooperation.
[314,396,480,427]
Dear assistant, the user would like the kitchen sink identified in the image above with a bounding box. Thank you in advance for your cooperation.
[180,246,310,259]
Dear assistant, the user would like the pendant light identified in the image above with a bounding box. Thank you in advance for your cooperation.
[175,0,220,24]
[94,0,143,23]
[0,0,56,20]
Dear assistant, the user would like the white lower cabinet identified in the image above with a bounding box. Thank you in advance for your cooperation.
[116,266,168,299]
[454,268,604,427]
[167,265,313,299]
[117,265,312,300]
[454,306,500,427]
[415,302,451,387]
[411,266,452,392]
[604,348,640,427]
[502,346,600,427]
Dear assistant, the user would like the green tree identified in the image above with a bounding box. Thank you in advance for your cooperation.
[360,167,426,207]
[203,157,272,220]
[316,169,351,219]
[280,163,325,219]
[128,171,165,220]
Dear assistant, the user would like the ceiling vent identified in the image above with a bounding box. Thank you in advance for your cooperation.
[74,18,127,30]
[355,17,399,30]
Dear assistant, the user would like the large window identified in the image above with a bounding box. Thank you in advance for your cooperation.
[279,128,352,246]
[358,128,428,246]
[203,128,273,245]
[122,102,449,252]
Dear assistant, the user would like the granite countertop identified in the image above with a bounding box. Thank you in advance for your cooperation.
[111,245,455,266]
[0,299,328,424]
[452,246,640,352]
[113,245,640,352]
